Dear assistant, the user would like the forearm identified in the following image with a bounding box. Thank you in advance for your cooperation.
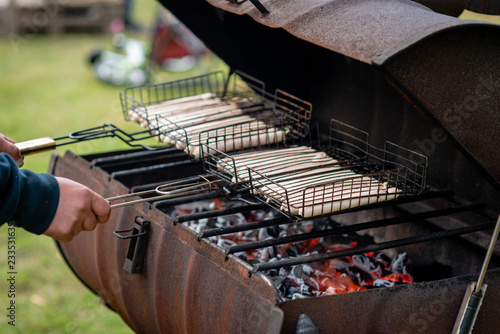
[0,153,59,234]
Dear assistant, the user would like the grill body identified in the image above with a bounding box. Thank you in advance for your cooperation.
[52,150,500,333]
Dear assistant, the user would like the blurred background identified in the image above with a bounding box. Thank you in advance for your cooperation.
[0,0,225,332]
[0,1,498,333]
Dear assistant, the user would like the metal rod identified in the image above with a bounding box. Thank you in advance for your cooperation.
[248,0,269,14]
[226,203,482,255]
[17,124,161,156]
[108,190,211,209]
[107,176,221,209]
[131,173,215,193]
[91,147,181,168]
[110,160,201,179]
[198,215,289,240]
[475,214,500,292]
[154,191,219,209]
[175,204,269,224]
[251,220,496,272]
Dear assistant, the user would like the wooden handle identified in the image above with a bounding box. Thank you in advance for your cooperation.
[15,137,57,156]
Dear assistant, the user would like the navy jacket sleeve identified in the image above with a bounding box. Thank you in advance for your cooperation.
[0,153,60,234]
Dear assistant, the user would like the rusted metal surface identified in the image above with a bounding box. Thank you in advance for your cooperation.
[52,151,283,333]
[279,269,500,333]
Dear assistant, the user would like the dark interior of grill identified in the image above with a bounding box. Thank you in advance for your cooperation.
[52,1,500,332]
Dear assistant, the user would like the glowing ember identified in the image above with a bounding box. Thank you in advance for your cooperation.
[173,199,413,300]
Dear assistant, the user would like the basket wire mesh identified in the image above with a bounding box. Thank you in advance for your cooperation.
[206,118,428,219]
[120,70,310,157]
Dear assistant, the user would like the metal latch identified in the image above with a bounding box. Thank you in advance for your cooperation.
[113,217,150,274]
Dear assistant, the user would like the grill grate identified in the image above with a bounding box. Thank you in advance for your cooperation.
[204,118,428,219]
[120,70,312,157]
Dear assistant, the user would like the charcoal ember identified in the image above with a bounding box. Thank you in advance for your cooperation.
[292,293,308,300]
[291,264,314,283]
[277,277,299,299]
[258,226,272,241]
[278,266,290,278]
[215,216,230,228]
[253,246,275,262]
[285,245,300,257]
[206,217,219,228]
[242,229,254,240]
[270,275,286,289]
[352,254,383,275]
[216,238,236,249]
[187,218,208,234]
[327,259,351,271]
[266,224,281,238]
[179,197,416,300]
[373,279,396,288]
[390,252,410,275]
[349,273,362,286]
[301,264,314,276]
[375,253,392,265]
[286,286,301,299]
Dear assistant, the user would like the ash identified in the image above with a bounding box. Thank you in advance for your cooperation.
[171,199,413,300]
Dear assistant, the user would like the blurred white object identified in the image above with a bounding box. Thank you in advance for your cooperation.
[89,33,148,86]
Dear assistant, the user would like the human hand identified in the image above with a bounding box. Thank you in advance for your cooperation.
[0,133,23,167]
[43,177,111,242]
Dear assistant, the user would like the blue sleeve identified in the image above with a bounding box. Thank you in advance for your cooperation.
[0,153,60,234]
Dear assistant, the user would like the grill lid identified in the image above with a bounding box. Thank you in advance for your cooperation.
[199,0,497,64]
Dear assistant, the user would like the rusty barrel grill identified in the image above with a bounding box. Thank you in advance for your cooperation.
[50,0,500,333]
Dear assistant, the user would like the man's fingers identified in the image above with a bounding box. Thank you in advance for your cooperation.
[44,177,111,242]
[81,216,98,232]
[91,191,111,224]
[79,190,110,231]
[4,136,16,144]
[0,134,23,167]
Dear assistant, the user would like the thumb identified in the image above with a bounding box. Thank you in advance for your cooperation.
[91,191,111,224]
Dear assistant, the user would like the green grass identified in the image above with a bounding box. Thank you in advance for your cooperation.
[0,1,226,332]
[0,33,136,332]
